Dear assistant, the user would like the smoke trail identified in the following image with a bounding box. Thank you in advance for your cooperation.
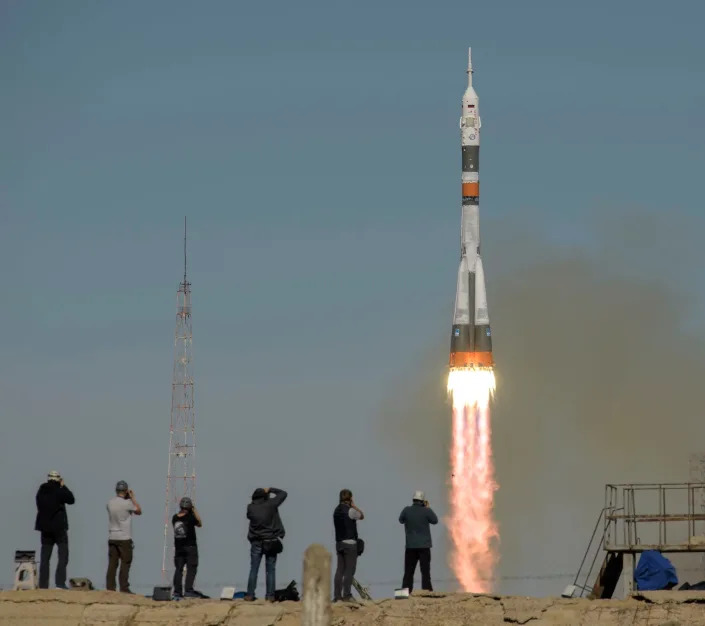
[377,209,705,592]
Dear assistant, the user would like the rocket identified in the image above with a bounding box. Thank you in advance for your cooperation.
[449,48,493,370]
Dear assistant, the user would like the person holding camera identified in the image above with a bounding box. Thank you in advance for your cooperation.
[333,489,365,602]
[106,480,142,593]
[35,470,75,589]
[244,486,287,602]
[172,496,202,598]
[399,490,438,593]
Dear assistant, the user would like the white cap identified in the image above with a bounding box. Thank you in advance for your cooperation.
[47,470,61,482]
[413,490,425,501]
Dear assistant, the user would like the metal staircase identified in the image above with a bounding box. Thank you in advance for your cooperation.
[569,506,624,599]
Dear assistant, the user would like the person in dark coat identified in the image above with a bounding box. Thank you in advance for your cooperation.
[35,470,75,589]
[333,489,365,602]
[245,487,287,601]
[399,490,438,593]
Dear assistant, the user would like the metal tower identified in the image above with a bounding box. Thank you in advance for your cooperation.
[161,217,196,583]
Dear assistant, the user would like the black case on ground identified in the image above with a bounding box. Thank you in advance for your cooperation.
[152,586,172,601]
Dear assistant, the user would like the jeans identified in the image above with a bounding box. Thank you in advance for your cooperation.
[39,531,69,588]
[106,539,134,592]
[402,547,432,592]
[333,541,358,600]
[247,540,277,599]
[173,545,199,595]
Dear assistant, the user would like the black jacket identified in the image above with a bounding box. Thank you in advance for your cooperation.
[35,482,75,534]
[333,503,358,542]
[247,488,287,542]
[399,502,438,549]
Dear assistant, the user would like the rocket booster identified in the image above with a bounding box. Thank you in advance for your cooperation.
[449,48,493,369]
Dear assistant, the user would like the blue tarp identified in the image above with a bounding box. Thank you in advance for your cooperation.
[634,550,678,591]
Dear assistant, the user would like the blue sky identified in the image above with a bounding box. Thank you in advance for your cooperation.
[2,0,704,597]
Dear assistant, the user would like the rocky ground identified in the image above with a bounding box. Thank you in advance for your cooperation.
[1,589,705,625]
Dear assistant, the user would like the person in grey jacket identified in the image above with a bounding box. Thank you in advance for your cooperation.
[399,490,438,592]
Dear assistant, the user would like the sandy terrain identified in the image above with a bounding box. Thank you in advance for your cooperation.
[1,588,705,625]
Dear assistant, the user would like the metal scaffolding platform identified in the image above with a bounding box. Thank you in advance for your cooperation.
[604,483,705,552]
[571,483,705,600]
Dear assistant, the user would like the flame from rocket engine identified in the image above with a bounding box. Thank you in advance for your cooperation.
[447,367,499,592]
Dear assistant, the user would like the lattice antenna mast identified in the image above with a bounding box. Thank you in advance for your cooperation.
[161,217,196,583]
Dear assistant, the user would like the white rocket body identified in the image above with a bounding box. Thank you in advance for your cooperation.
[450,48,493,369]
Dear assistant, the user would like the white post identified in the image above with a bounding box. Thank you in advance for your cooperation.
[302,544,331,626]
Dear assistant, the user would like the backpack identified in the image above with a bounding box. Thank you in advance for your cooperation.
[274,580,300,602]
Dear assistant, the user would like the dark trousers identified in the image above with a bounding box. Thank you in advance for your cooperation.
[39,531,68,589]
[403,547,432,592]
[334,541,358,600]
[173,545,199,595]
[247,541,277,600]
[106,539,133,592]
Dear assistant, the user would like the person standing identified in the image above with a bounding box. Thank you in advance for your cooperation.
[399,490,438,593]
[35,470,75,589]
[172,496,202,598]
[245,487,287,601]
[333,489,365,602]
[106,480,141,593]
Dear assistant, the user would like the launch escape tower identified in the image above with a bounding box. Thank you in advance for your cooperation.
[161,218,196,583]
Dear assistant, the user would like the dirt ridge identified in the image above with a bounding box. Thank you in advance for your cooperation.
[2,589,705,625]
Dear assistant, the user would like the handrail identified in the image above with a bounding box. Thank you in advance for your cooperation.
[606,514,705,521]
[580,527,605,597]
[572,507,606,588]
[572,506,625,596]
[606,482,705,488]
[604,482,705,552]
